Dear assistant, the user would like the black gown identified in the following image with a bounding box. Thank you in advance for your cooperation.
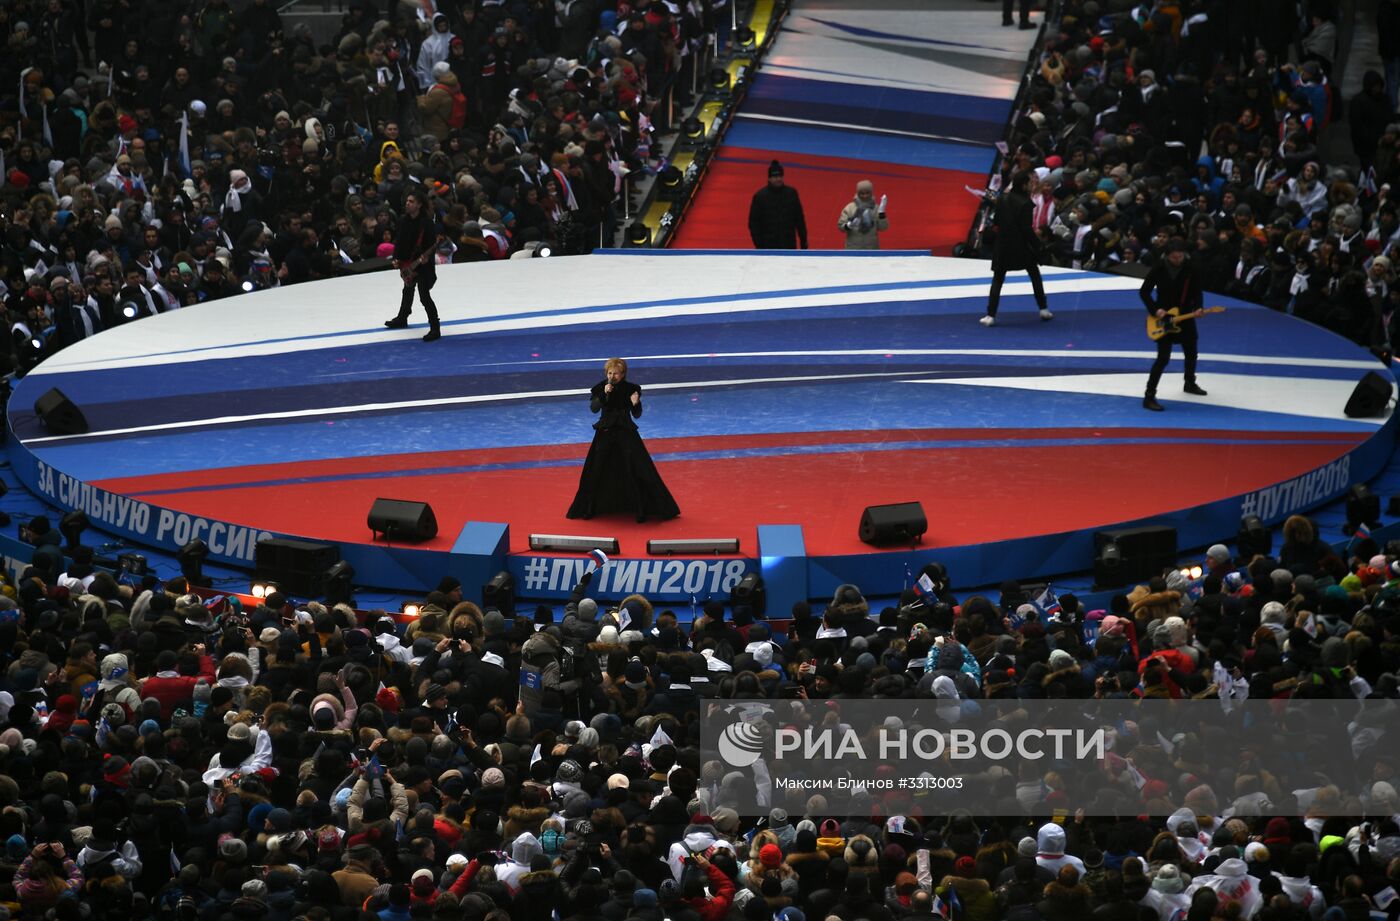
[566,379,680,521]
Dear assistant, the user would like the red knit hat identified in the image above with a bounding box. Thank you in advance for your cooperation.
[954,856,977,878]
[759,843,782,868]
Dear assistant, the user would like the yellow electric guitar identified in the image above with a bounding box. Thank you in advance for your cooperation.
[1147,305,1226,340]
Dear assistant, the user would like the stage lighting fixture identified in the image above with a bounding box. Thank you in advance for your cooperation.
[323,560,355,606]
[659,165,683,190]
[1179,565,1203,581]
[401,601,422,619]
[735,26,756,46]
[116,552,147,576]
[120,301,139,319]
[59,510,88,550]
[250,580,282,599]
[533,244,553,258]
[28,337,44,354]
[647,538,741,555]
[1237,514,1271,560]
[1094,540,1124,588]
[529,534,620,554]
[1346,483,1382,533]
[482,570,515,613]
[178,538,210,587]
[681,116,705,140]
[626,222,651,247]
[731,572,766,616]
[241,280,255,292]
[708,67,729,90]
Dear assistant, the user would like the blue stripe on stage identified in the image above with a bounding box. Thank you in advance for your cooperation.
[26,297,1375,416]
[741,94,1005,145]
[722,121,996,173]
[38,377,1377,483]
[747,73,1011,123]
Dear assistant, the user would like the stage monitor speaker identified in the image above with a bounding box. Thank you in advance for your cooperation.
[254,537,341,597]
[1094,525,1178,583]
[1345,371,1392,417]
[368,498,438,542]
[858,501,928,545]
[34,388,88,435]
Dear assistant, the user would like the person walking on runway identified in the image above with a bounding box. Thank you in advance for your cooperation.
[567,358,680,523]
[982,170,1052,327]
[748,160,808,250]
[384,191,443,342]
[1141,238,1209,411]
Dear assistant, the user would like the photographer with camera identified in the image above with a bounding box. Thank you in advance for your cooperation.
[13,842,83,911]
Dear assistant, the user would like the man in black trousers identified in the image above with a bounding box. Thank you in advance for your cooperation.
[384,191,443,342]
[1140,238,1209,411]
[1004,0,1034,29]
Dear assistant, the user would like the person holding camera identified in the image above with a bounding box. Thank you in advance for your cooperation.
[837,181,889,249]
[13,842,83,911]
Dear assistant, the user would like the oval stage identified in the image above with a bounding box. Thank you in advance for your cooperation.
[8,252,1395,605]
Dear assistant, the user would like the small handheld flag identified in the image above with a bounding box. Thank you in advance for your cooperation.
[589,548,609,570]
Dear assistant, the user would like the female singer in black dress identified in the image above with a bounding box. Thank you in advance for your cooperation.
[566,358,680,522]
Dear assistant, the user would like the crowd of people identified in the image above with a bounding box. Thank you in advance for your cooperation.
[0,509,1399,921]
[6,2,1400,921]
[0,0,723,371]
[989,0,1400,359]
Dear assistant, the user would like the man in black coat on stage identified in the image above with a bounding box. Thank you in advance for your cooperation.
[1140,238,1209,411]
[981,169,1052,326]
[384,191,442,342]
[748,160,808,250]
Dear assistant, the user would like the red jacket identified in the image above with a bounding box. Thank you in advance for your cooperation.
[142,656,215,719]
[682,863,736,921]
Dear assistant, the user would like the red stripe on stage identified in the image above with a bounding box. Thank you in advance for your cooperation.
[114,440,1360,557]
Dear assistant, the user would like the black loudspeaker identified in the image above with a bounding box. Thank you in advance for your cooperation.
[368,498,438,542]
[254,537,341,597]
[858,502,928,545]
[1094,526,1178,584]
[1345,371,1392,417]
[34,388,88,435]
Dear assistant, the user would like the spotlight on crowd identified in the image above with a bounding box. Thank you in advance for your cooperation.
[178,538,210,587]
[250,580,281,599]
[323,560,355,606]
[59,510,88,551]
[120,301,140,320]
[401,601,422,619]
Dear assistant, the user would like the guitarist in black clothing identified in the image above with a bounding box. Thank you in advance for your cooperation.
[1140,238,1209,411]
[384,191,443,342]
